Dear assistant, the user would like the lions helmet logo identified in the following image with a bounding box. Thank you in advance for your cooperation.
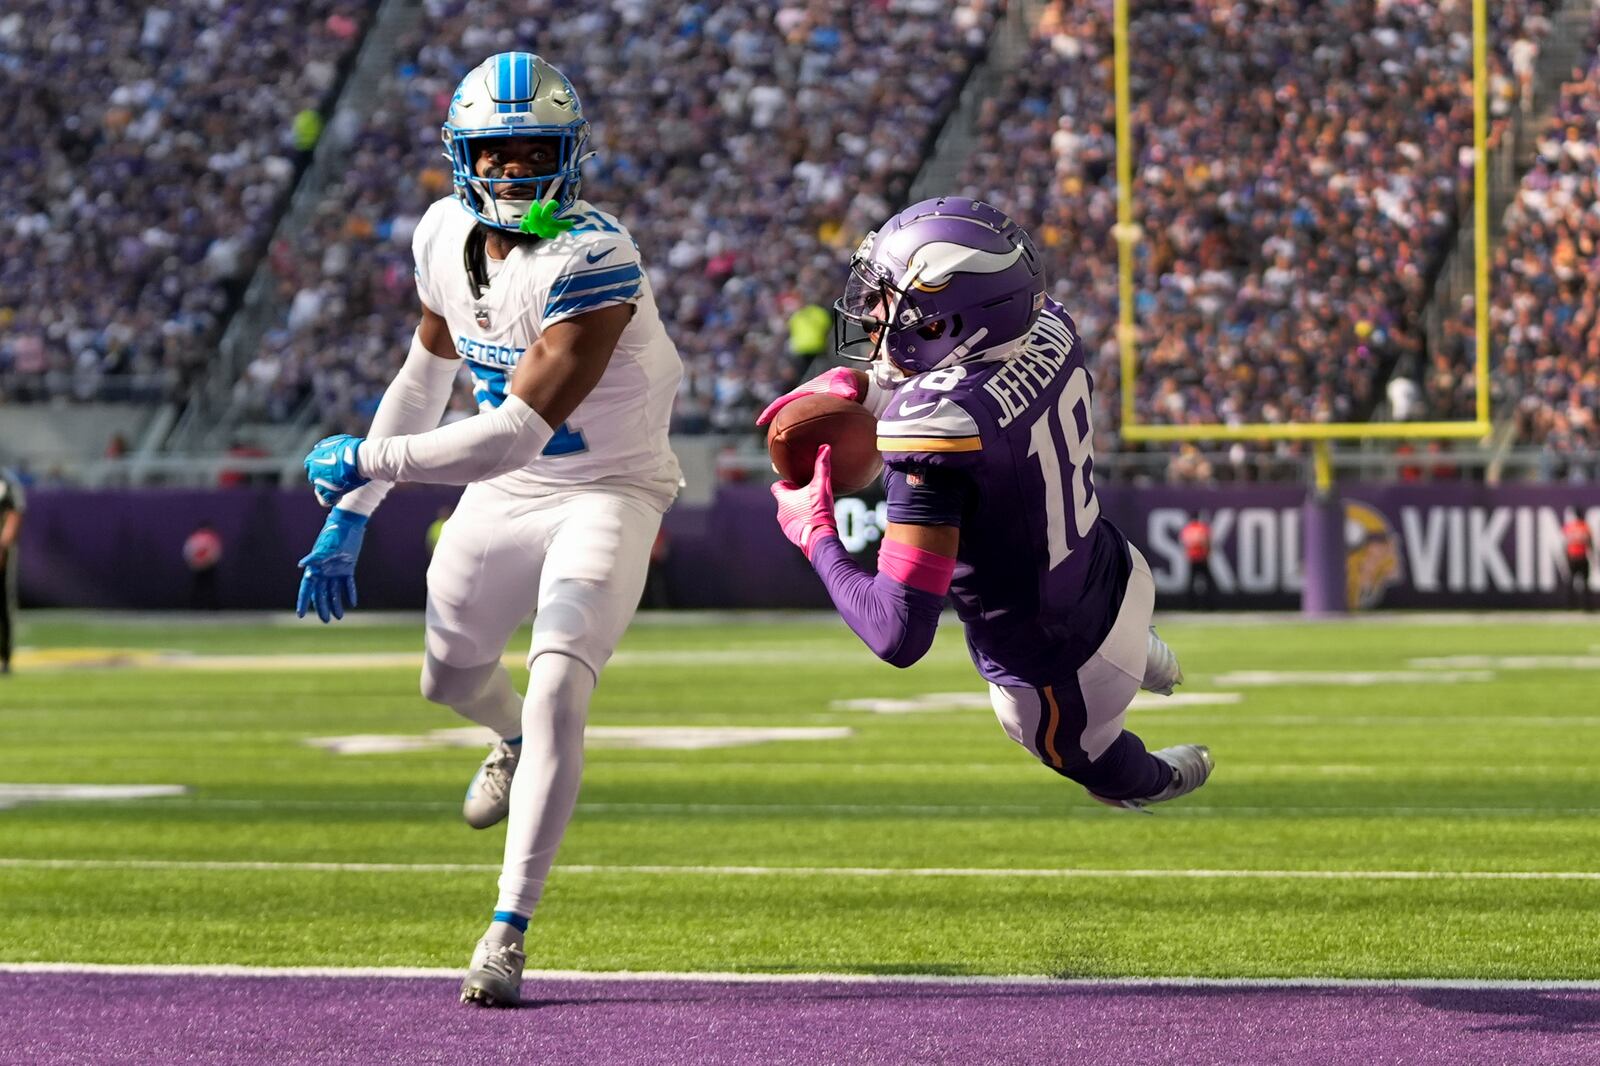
[1344,500,1403,610]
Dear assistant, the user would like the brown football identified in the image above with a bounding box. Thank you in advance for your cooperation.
[766,394,883,494]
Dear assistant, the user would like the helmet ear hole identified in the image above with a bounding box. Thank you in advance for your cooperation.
[915,319,947,341]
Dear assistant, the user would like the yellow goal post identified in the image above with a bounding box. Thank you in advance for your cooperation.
[1111,0,1493,447]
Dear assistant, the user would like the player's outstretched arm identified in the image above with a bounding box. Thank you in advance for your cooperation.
[772,446,956,668]
[317,304,632,493]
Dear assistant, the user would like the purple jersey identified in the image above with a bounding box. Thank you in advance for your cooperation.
[877,298,1131,688]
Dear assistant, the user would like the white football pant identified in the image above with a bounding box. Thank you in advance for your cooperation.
[424,481,663,918]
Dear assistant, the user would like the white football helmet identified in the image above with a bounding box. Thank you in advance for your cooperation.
[443,52,590,230]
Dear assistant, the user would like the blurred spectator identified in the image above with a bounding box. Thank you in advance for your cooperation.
[182,520,224,611]
[1166,443,1213,485]
[235,0,1000,436]
[1564,508,1595,611]
[0,0,374,405]
[217,441,269,488]
[1181,511,1215,612]
[1387,373,1421,421]
[292,109,325,153]
[1436,14,1600,457]
[786,302,832,360]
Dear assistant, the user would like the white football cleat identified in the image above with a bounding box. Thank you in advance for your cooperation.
[462,741,519,830]
[1141,626,1183,696]
[459,935,525,1008]
[1089,744,1213,812]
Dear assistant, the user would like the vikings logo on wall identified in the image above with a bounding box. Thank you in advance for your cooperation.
[1344,500,1403,610]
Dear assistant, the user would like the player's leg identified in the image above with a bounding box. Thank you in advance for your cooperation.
[988,546,1211,809]
[423,485,547,828]
[460,489,661,1008]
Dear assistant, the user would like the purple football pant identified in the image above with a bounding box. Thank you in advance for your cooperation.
[987,546,1173,800]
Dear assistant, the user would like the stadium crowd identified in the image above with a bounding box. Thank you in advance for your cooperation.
[1431,11,1600,474]
[5,0,1593,470]
[237,0,999,434]
[0,0,373,404]
[955,0,1555,457]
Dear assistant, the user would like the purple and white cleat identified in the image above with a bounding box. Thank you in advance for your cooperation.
[1090,744,1213,813]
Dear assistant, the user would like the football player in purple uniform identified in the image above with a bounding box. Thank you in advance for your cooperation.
[759,197,1210,810]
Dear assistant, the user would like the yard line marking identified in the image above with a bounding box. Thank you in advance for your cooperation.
[3,858,1599,882]
[2,962,1598,991]
[1137,714,1600,727]
[65,796,1600,818]
[125,649,972,672]
[19,647,964,674]
[1409,655,1600,670]
[1212,671,1494,686]
[831,692,1243,714]
[0,785,188,811]
[306,725,853,756]
[577,802,1600,818]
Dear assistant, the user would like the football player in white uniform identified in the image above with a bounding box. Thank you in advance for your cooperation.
[295,51,681,1008]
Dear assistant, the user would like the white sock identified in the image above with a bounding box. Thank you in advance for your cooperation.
[493,652,595,917]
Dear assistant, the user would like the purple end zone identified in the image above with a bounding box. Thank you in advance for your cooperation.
[3,973,1598,1065]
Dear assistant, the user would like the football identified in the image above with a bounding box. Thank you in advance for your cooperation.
[766,393,884,494]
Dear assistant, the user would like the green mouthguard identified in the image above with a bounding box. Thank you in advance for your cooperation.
[519,199,576,239]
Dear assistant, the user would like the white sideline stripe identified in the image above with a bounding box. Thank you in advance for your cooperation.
[1,962,1597,992]
[3,858,1599,882]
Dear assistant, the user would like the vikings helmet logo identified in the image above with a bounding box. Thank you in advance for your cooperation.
[1344,500,1403,610]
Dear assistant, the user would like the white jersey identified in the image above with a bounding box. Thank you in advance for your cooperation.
[412,196,682,507]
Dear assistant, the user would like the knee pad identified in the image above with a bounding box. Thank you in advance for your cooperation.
[419,653,502,706]
[528,579,610,678]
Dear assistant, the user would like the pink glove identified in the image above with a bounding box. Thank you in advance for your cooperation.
[756,368,865,427]
[772,444,837,560]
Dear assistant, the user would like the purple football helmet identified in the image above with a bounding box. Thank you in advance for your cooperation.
[835,197,1045,374]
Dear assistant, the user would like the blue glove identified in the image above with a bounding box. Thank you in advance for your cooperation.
[296,509,368,623]
[305,434,370,508]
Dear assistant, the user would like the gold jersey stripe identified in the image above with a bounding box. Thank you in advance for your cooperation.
[877,436,983,453]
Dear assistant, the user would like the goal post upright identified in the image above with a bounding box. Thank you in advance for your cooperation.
[1111,0,1493,613]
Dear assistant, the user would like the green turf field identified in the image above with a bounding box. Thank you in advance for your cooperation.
[2,611,1598,979]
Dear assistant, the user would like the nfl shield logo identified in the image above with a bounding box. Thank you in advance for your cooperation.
[474,306,491,329]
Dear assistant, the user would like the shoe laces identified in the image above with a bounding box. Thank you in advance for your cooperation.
[477,940,525,979]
